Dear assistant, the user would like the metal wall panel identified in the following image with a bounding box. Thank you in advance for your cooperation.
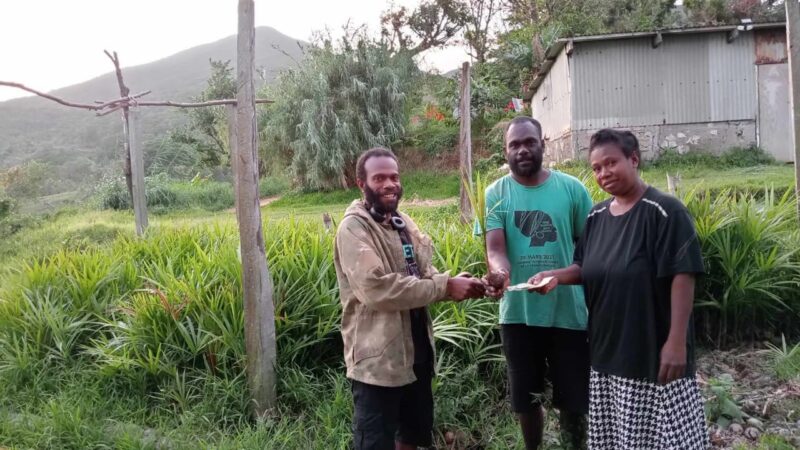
[758,63,793,161]
[570,32,757,130]
[531,48,571,140]
[755,29,788,64]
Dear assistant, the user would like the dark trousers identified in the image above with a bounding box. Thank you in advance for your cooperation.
[351,365,433,450]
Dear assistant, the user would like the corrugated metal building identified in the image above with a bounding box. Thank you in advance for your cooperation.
[530,22,792,162]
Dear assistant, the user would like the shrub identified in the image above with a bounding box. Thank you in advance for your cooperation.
[94,175,130,211]
[765,336,800,381]
[474,153,506,174]
[686,187,800,345]
[0,189,14,219]
[653,145,775,169]
[407,117,460,155]
[259,173,291,198]
[720,146,775,167]
[95,175,235,213]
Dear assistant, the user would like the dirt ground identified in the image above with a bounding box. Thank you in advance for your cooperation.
[226,195,280,212]
[698,347,800,449]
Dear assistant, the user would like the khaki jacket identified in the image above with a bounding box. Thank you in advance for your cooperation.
[334,200,450,387]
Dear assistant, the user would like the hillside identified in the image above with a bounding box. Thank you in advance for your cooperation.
[0,26,305,186]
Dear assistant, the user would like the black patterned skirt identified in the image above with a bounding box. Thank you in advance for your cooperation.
[589,369,709,450]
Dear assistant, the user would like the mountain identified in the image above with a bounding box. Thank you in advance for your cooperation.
[0,26,306,185]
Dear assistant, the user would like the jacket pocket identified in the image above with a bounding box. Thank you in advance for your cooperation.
[352,307,402,364]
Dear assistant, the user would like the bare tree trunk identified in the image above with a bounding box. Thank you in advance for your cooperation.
[236,0,277,417]
[459,62,474,223]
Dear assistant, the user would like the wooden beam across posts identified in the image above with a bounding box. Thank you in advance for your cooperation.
[787,0,800,222]
[458,62,474,223]
[128,107,148,236]
[235,0,277,417]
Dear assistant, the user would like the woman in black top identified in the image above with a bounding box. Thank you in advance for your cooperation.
[529,129,708,449]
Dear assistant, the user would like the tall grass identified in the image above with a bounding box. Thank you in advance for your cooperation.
[0,213,510,448]
[1,184,799,447]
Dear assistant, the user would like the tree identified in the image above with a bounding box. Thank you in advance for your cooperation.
[148,134,205,179]
[463,0,503,63]
[683,0,785,25]
[262,31,416,190]
[166,60,236,173]
[602,0,677,32]
[2,160,49,199]
[380,0,468,55]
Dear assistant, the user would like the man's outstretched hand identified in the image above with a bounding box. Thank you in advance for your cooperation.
[446,273,486,301]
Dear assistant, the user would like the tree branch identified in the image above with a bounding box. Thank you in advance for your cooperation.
[104,49,130,98]
[0,81,272,116]
[129,99,273,108]
[0,81,102,110]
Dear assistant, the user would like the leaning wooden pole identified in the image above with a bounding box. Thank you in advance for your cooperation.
[787,0,800,222]
[105,50,148,236]
[236,0,277,416]
[105,51,135,205]
[458,62,474,223]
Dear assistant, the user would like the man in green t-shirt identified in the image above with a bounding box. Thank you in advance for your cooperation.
[483,116,593,450]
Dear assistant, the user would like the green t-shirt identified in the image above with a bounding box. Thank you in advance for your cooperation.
[482,171,593,330]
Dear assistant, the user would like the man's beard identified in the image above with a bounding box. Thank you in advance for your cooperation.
[508,153,543,178]
[364,184,403,215]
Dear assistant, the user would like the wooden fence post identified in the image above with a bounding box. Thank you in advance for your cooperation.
[128,106,148,236]
[227,104,240,222]
[459,62,474,223]
[236,0,277,417]
[786,0,800,221]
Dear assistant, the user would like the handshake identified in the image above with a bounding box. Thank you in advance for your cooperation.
[445,269,560,302]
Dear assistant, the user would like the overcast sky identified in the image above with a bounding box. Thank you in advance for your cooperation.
[0,0,471,102]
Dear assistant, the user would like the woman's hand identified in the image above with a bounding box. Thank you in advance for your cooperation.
[658,338,687,385]
[527,271,558,294]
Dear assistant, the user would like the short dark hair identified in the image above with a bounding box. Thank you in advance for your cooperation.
[504,116,543,145]
[589,129,641,159]
[356,147,398,182]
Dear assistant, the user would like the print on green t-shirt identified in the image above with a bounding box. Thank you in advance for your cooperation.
[482,171,593,330]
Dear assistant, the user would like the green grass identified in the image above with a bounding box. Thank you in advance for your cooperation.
[642,165,796,197]
[0,360,531,449]
[268,170,460,209]
[555,160,795,199]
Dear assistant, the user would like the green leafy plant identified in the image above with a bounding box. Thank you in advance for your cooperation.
[687,187,800,345]
[765,335,800,381]
[705,373,744,428]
